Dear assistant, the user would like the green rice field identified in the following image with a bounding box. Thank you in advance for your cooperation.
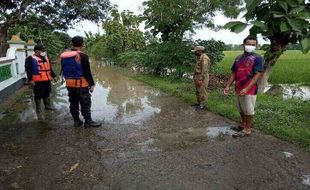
[218,50,310,85]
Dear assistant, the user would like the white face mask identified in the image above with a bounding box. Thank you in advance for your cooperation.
[40,52,47,57]
[244,45,256,53]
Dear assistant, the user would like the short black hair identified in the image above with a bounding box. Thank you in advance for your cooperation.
[34,44,45,51]
[243,36,257,45]
[72,36,84,47]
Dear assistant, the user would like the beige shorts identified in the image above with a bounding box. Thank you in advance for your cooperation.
[237,95,257,115]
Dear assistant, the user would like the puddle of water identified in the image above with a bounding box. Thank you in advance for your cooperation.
[90,67,163,124]
[155,127,234,151]
[182,127,234,139]
[137,138,161,153]
[302,175,310,186]
[137,138,155,146]
[265,84,310,101]
[90,83,161,125]
[18,102,37,122]
[206,127,235,138]
[283,152,294,158]
[16,84,69,122]
[0,112,7,120]
[6,66,162,125]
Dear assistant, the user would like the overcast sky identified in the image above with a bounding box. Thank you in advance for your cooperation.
[67,0,267,45]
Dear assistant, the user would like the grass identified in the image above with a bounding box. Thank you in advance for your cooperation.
[117,67,310,151]
[217,50,310,85]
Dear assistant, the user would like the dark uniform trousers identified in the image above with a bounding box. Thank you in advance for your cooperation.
[67,87,92,122]
[34,81,51,100]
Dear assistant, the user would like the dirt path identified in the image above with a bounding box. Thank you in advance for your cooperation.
[0,66,309,190]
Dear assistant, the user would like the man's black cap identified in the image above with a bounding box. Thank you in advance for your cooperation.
[34,44,45,51]
[72,36,84,47]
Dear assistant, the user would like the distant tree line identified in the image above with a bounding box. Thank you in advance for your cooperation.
[86,0,244,78]
[86,8,227,78]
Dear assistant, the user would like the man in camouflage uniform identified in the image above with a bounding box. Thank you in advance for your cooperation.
[192,46,210,109]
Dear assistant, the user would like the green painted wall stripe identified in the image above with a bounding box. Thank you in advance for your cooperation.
[0,65,12,82]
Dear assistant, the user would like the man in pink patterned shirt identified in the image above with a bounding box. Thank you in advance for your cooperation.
[224,36,264,137]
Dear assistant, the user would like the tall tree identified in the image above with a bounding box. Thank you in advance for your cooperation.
[225,0,310,91]
[0,0,110,56]
[142,0,243,42]
[101,8,145,59]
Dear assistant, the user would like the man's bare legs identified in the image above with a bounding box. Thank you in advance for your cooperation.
[233,113,252,137]
[244,115,252,134]
[240,112,246,128]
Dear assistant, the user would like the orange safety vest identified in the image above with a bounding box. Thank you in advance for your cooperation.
[31,55,52,82]
[60,50,89,88]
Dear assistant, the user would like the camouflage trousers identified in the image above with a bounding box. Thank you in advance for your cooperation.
[194,75,209,104]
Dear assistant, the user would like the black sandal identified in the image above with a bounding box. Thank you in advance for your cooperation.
[191,103,200,107]
[230,125,244,132]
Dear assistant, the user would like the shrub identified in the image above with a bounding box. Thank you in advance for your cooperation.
[141,41,195,77]
[116,39,227,78]
[195,39,225,65]
[117,50,145,68]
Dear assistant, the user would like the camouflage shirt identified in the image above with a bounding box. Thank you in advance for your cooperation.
[194,53,210,80]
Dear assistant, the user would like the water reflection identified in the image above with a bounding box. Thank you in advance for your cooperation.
[302,175,310,186]
[265,84,310,101]
[92,66,161,124]
[282,85,310,100]
[18,85,69,123]
[155,126,234,151]
[18,99,37,122]
[0,112,7,120]
[12,66,162,125]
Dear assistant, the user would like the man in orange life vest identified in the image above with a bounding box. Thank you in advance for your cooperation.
[25,44,56,120]
[60,36,101,128]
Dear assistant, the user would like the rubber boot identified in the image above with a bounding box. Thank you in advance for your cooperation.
[84,120,102,128]
[43,97,56,110]
[35,99,44,121]
[73,118,84,128]
[83,112,101,128]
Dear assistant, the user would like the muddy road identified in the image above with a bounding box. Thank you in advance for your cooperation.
[0,66,309,190]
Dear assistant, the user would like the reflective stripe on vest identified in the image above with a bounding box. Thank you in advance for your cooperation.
[32,55,52,82]
[65,77,89,88]
[60,50,89,88]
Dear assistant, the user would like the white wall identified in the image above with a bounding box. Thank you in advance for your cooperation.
[0,39,28,92]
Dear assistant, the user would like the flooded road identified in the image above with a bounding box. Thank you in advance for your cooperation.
[1,66,310,190]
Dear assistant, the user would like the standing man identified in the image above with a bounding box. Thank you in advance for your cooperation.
[192,46,210,109]
[224,36,264,137]
[60,36,101,128]
[25,44,56,120]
